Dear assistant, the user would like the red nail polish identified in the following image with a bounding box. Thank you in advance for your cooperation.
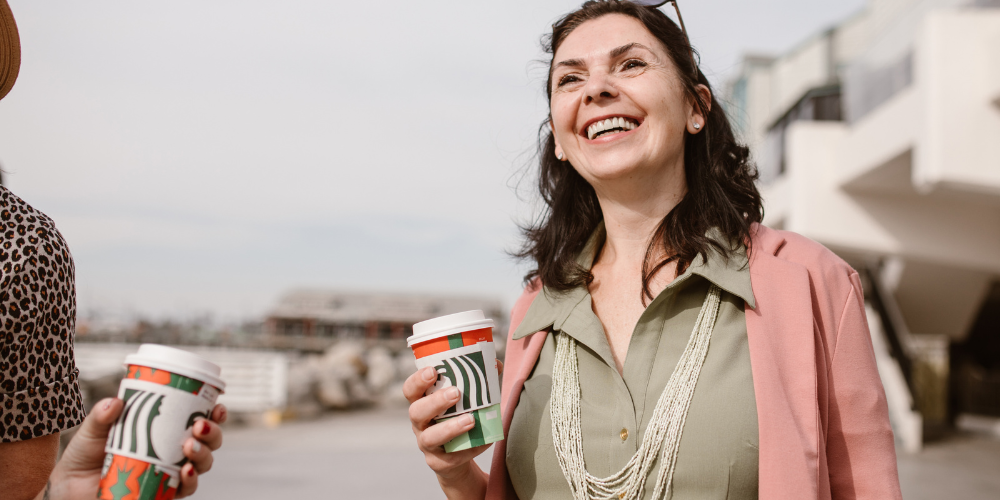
[199,423,210,436]
[187,467,196,477]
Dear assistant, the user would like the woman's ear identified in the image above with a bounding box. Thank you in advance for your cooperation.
[687,84,712,134]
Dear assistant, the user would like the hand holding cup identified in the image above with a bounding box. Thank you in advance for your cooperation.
[404,360,503,496]
[404,310,505,497]
[41,399,226,500]
[95,344,227,499]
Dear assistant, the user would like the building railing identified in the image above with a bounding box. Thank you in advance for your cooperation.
[861,262,919,410]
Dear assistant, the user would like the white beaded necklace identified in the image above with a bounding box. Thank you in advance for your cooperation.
[549,284,722,500]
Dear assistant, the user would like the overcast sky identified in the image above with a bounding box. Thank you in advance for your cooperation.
[0,0,867,322]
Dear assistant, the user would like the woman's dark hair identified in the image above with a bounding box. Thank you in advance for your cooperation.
[517,0,763,302]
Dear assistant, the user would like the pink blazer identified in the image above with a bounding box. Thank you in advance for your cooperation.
[485,224,902,500]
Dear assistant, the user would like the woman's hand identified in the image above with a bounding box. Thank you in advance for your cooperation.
[404,361,502,499]
[39,398,227,500]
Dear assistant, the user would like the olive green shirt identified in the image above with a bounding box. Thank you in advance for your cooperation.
[506,227,760,499]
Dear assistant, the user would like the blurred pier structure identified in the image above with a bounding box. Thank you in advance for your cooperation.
[724,0,1000,450]
[263,289,507,355]
[74,290,507,423]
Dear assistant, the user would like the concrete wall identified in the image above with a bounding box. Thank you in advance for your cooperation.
[916,11,1000,196]
[774,119,998,339]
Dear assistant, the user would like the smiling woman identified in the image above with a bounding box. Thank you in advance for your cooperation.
[402,2,903,500]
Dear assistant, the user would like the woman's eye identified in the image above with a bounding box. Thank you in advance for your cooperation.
[557,74,581,87]
[622,59,647,70]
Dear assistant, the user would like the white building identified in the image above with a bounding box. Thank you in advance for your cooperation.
[725,0,1000,449]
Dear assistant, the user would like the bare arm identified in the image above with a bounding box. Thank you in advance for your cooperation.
[0,433,59,500]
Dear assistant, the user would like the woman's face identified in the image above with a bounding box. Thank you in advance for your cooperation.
[549,14,706,187]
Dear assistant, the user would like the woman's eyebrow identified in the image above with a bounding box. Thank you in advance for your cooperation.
[555,42,653,69]
[609,42,651,59]
[555,58,585,70]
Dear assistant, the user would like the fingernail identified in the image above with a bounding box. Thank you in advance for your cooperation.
[187,466,196,477]
[102,399,112,411]
[464,414,475,426]
[446,387,460,400]
[199,422,210,436]
[191,439,202,453]
[422,368,436,382]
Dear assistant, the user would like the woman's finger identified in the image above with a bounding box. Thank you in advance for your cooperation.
[402,367,438,404]
[183,437,214,474]
[409,386,461,431]
[192,418,223,451]
[210,403,227,424]
[497,360,503,375]
[418,412,476,450]
[176,463,199,498]
[57,398,125,472]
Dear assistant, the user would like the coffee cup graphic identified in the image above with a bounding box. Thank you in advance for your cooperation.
[409,310,503,452]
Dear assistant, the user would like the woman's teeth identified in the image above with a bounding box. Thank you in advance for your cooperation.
[587,117,638,140]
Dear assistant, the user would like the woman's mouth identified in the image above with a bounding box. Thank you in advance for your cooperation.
[585,116,640,140]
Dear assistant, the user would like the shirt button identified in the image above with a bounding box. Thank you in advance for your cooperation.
[620,428,628,441]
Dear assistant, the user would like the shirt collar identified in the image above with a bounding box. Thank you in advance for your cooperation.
[687,227,756,309]
[512,223,755,340]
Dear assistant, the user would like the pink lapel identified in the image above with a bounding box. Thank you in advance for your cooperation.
[744,225,822,499]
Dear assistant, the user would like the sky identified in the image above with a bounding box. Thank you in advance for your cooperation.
[0,0,867,322]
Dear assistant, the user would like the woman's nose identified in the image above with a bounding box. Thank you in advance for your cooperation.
[583,72,618,104]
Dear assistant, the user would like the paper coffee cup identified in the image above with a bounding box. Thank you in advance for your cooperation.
[409,310,504,453]
[97,344,226,500]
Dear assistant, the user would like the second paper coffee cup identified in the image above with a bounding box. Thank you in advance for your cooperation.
[409,310,503,452]
[97,344,225,500]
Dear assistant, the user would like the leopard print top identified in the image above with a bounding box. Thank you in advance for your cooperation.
[0,186,85,442]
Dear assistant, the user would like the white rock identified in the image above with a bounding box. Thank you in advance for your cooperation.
[366,347,396,395]
[314,341,370,409]
[395,351,418,381]
[316,373,351,409]
[286,354,319,405]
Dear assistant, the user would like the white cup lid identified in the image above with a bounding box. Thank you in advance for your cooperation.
[124,344,226,391]
[408,310,495,347]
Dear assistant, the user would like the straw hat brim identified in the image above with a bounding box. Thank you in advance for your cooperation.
[0,0,20,101]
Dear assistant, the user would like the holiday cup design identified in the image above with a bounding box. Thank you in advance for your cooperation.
[415,334,500,417]
[410,311,504,452]
[98,455,175,500]
[97,345,225,500]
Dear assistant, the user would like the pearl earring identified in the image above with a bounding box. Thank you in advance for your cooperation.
[556,152,564,161]
[693,123,701,130]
